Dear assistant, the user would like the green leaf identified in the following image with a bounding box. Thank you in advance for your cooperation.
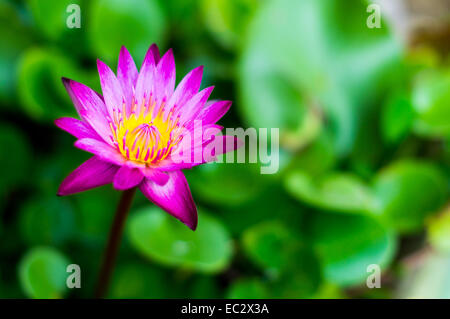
[19,247,70,299]
[17,48,83,121]
[19,197,76,246]
[186,161,262,206]
[242,222,295,276]
[373,160,447,233]
[217,185,302,236]
[239,0,401,154]
[382,92,414,143]
[242,221,321,297]
[285,133,336,176]
[226,278,269,299]
[109,263,169,299]
[201,0,259,49]
[268,246,322,298]
[412,68,450,138]
[427,206,450,253]
[285,171,374,214]
[309,213,396,287]
[88,0,167,64]
[128,207,233,273]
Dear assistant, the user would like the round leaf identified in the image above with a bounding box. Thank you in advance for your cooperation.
[309,213,397,287]
[239,0,401,154]
[128,207,233,273]
[19,247,70,298]
[17,48,81,120]
[373,160,447,233]
[186,162,262,206]
[412,68,450,138]
[285,171,374,214]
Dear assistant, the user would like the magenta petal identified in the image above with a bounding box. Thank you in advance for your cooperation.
[178,86,214,125]
[154,49,175,105]
[74,138,126,165]
[149,43,161,64]
[197,100,232,125]
[139,171,198,230]
[113,165,144,190]
[140,167,169,185]
[208,135,244,156]
[135,46,156,111]
[58,157,118,196]
[97,59,126,117]
[62,78,113,145]
[55,117,101,140]
[117,46,138,109]
[165,66,203,117]
[158,135,243,171]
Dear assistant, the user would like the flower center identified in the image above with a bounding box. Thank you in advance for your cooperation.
[109,99,182,164]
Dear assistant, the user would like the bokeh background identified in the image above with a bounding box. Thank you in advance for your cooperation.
[0,0,449,299]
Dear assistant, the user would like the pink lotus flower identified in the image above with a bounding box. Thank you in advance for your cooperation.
[56,44,240,230]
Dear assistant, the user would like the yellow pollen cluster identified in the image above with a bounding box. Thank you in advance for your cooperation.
[109,100,182,164]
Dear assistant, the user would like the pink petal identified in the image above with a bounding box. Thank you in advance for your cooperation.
[153,49,175,107]
[139,171,198,230]
[158,135,243,171]
[97,59,126,119]
[149,43,161,65]
[74,138,126,166]
[196,100,232,125]
[62,78,113,145]
[178,86,214,126]
[135,46,156,112]
[117,46,138,110]
[55,117,101,140]
[139,167,170,185]
[57,157,119,196]
[164,66,203,118]
[113,165,144,190]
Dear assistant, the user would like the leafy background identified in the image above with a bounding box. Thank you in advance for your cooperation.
[0,0,449,298]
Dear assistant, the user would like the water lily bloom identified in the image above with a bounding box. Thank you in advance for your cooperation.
[56,44,241,230]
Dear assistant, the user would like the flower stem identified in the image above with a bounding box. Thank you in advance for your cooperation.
[94,187,136,298]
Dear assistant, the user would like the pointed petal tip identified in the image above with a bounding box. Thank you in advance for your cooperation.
[194,65,204,73]
[187,215,198,231]
[96,58,105,69]
[61,77,73,89]
[119,46,133,60]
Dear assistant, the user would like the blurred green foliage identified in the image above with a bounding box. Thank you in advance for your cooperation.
[0,0,448,299]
